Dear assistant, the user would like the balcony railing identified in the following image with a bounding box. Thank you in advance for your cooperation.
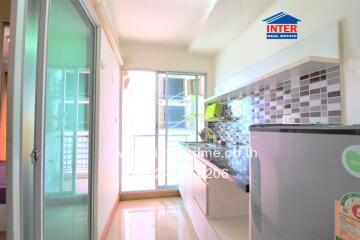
[62,131,89,173]
[127,133,191,175]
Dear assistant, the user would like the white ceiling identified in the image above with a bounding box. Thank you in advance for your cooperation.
[189,0,275,54]
[103,0,274,55]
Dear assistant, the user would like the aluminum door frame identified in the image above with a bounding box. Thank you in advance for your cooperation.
[7,1,31,239]
[33,1,49,239]
[33,0,97,239]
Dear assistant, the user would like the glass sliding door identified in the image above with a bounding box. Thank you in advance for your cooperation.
[38,0,96,239]
[157,73,205,188]
[121,70,205,192]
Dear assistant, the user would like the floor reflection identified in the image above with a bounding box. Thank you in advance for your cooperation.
[107,197,198,240]
[45,203,88,240]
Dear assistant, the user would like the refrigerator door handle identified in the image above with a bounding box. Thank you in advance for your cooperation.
[251,151,262,233]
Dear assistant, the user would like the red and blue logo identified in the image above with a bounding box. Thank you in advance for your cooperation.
[263,12,301,39]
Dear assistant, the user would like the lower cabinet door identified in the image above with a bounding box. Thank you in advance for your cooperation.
[191,197,207,240]
[193,171,207,215]
[190,195,219,240]
[178,149,189,198]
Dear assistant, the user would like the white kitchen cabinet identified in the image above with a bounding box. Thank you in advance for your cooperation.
[179,149,190,199]
[207,174,249,218]
[179,148,194,209]
[193,171,208,215]
[179,147,249,240]
[193,156,208,180]
[186,193,218,240]
[179,148,218,240]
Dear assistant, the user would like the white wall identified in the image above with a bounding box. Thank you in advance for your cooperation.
[215,23,340,95]
[120,41,215,96]
[96,30,121,239]
[215,0,360,124]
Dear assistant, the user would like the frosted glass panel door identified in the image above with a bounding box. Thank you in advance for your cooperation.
[38,0,95,239]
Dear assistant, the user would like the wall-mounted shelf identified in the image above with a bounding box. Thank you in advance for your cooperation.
[205,56,339,103]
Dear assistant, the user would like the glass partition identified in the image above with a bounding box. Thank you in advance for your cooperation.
[43,0,94,239]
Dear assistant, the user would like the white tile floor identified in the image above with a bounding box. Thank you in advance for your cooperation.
[44,203,88,240]
[107,197,199,240]
[6,197,198,240]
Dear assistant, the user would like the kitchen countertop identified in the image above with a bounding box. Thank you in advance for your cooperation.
[250,124,360,135]
[180,142,250,192]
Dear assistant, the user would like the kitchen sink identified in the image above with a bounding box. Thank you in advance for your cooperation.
[182,142,218,149]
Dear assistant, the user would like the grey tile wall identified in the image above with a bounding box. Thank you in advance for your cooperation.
[208,65,342,146]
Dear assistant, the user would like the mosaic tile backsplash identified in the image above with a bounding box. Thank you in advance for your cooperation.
[208,65,342,146]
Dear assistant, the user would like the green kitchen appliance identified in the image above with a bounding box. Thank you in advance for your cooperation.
[205,102,222,122]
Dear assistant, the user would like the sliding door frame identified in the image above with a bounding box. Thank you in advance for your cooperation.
[121,68,207,193]
[7,0,28,239]
[34,0,98,239]
[164,72,169,187]
[155,71,159,190]
[33,0,49,239]
[72,2,98,239]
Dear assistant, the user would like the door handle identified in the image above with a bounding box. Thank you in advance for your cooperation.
[30,147,39,164]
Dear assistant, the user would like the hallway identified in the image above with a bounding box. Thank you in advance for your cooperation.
[107,198,198,240]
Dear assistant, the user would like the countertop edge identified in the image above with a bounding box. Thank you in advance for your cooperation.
[249,124,360,135]
[181,144,250,193]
